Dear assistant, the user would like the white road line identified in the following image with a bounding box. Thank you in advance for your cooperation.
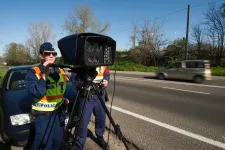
[106,104,225,149]
[113,76,225,89]
[161,87,211,95]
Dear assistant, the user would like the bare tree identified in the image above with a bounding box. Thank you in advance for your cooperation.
[132,20,167,66]
[129,21,139,48]
[204,4,225,66]
[26,21,56,62]
[191,24,205,59]
[138,20,167,51]
[62,5,110,34]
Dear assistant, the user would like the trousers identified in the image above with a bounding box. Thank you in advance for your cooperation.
[75,93,106,150]
[32,111,65,150]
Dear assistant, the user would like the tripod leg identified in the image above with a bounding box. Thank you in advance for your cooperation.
[61,90,80,148]
[69,86,91,149]
[92,84,130,150]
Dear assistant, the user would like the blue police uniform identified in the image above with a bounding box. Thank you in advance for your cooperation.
[25,42,67,150]
[70,67,110,150]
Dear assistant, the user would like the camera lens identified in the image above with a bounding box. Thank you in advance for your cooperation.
[88,56,93,63]
[93,56,99,63]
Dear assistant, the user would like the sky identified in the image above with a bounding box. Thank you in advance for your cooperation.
[0,0,224,56]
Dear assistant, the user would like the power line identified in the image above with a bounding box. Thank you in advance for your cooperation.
[118,0,225,33]
[191,0,224,8]
[119,8,187,32]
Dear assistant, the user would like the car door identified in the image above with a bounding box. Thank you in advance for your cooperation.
[183,61,204,80]
[164,62,182,79]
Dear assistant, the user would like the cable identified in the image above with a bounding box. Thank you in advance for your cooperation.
[107,57,117,145]
[191,0,224,8]
[118,0,225,33]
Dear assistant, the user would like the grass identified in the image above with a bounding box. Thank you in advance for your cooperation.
[0,68,8,83]
[211,67,225,76]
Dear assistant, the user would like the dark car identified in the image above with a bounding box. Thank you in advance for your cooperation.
[0,65,76,149]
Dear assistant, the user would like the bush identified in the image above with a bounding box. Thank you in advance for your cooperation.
[109,59,159,72]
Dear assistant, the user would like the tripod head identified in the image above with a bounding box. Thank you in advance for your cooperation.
[49,64,99,85]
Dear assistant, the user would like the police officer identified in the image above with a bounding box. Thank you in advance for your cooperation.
[70,66,110,150]
[25,42,67,150]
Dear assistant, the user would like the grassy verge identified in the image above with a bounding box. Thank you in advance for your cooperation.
[211,67,225,76]
[109,60,225,76]
[109,60,159,72]
[0,69,7,83]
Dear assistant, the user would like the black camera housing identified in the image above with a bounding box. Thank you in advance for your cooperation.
[58,33,116,67]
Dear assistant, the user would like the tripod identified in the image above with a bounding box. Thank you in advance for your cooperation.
[60,68,130,150]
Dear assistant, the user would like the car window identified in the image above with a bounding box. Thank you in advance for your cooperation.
[185,61,204,68]
[7,70,28,90]
[170,62,181,68]
[6,69,70,90]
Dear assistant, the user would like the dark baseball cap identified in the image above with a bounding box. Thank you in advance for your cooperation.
[40,42,55,52]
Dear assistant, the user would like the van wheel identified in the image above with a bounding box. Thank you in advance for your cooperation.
[158,74,165,80]
[194,76,204,83]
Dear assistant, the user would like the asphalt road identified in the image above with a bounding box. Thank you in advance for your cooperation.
[104,73,225,150]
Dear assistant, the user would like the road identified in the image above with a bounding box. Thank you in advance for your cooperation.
[104,72,225,150]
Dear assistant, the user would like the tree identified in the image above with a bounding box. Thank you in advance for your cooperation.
[204,4,225,66]
[129,20,167,66]
[129,21,139,48]
[164,38,186,63]
[62,5,110,34]
[191,24,205,59]
[3,43,32,65]
[137,20,167,51]
[26,21,56,62]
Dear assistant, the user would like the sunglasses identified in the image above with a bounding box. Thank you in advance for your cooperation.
[42,52,57,56]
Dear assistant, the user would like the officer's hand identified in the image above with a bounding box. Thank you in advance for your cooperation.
[102,79,108,87]
[43,60,53,67]
[42,61,52,80]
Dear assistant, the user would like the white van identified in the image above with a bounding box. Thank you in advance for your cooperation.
[156,60,212,83]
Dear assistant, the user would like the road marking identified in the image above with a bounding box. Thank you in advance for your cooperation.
[113,76,225,89]
[161,87,211,95]
[106,104,225,149]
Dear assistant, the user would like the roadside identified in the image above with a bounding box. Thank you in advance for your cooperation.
[10,119,136,150]
[85,115,138,150]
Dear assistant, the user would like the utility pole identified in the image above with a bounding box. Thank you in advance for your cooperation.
[185,4,190,60]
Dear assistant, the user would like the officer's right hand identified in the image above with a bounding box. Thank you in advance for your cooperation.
[42,60,52,80]
[43,60,52,67]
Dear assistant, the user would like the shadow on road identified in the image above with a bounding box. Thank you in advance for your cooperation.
[142,76,198,84]
[87,129,104,149]
[142,76,157,79]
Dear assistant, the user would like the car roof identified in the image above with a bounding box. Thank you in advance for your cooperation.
[175,60,209,63]
[8,65,35,71]
[183,59,209,62]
